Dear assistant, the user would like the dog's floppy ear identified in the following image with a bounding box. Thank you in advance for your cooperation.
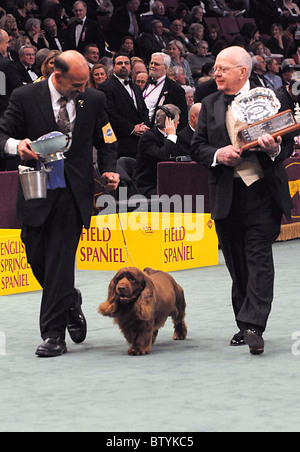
[134,273,155,321]
[98,277,119,317]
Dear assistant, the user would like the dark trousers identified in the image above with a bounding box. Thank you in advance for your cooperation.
[21,187,83,340]
[215,178,282,333]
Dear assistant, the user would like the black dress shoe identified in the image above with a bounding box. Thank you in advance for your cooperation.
[244,329,264,355]
[67,289,87,344]
[36,338,67,357]
[230,331,246,346]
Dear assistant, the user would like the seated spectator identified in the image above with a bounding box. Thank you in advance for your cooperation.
[239,22,260,50]
[292,43,300,64]
[0,14,20,39]
[281,58,297,85]
[131,57,147,82]
[282,0,300,17]
[266,23,291,58]
[88,62,108,88]
[167,19,192,53]
[197,61,214,84]
[83,43,100,67]
[177,102,201,156]
[188,23,205,54]
[250,55,268,87]
[167,39,194,87]
[134,104,181,197]
[206,0,244,17]
[25,18,49,50]
[14,0,36,31]
[186,40,214,84]
[15,44,39,83]
[206,24,226,53]
[174,2,192,34]
[34,49,61,82]
[135,70,148,91]
[250,41,272,59]
[43,18,66,52]
[109,0,142,51]
[119,35,135,58]
[140,20,169,63]
[264,57,283,90]
[186,5,205,27]
[143,1,171,31]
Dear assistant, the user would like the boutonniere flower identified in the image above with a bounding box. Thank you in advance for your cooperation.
[78,99,84,108]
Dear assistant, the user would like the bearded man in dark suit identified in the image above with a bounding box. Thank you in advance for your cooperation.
[143,52,188,131]
[98,52,149,158]
[191,46,294,355]
[0,50,120,357]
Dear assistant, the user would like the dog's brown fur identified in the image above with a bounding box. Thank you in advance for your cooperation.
[98,267,187,355]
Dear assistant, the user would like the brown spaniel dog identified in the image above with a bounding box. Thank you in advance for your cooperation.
[99,267,187,355]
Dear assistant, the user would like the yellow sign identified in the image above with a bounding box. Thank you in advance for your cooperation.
[0,229,41,296]
[77,213,218,272]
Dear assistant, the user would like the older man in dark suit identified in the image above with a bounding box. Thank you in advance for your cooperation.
[66,0,107,56]
[191,46,294,355]
[98,52,150,158]
[143,52,188,131]
[0,50,119,357]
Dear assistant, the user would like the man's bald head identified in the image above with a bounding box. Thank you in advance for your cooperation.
[214,46,252,95]
[53,50,90,100]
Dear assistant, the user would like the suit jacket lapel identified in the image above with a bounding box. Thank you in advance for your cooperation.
[36,81,58,131]
[215,92,231,144]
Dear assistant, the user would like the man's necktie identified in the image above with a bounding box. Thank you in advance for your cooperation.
[124,79,133,86]
[57,97,71,134]
[149,78,157,86]
[224,94,236,107]
[76,20,83,25]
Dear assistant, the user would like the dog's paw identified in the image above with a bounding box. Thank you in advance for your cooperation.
[127,346,150,356]
[173,323,187,340]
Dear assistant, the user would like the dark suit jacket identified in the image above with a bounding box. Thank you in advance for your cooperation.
[134,127,179,197]
[98,75,149,157]
[109,5,142,50]
[177,124,194,156]
[139,32,169,63]
[45,31,67,51]
[0,55,22,117]
[14,61,39,85]
[146,77,188,132]
[190,89,294,220]
[66,18,106,55]
[0,81,118,229]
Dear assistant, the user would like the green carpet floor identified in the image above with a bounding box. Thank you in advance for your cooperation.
[1,240,300,432]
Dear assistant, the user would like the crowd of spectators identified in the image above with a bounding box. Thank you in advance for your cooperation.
[0,0,300,175]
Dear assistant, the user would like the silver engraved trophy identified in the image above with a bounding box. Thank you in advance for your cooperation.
[231,87,300,152]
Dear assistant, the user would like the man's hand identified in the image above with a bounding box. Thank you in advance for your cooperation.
[17,139,38,161]
[102,172,120,191]
[216,145,242,167]
[258,134,282,157]
[164,117,177,136]
[132,123,149,136]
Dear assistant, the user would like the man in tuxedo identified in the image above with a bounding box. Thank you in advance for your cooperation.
[98,52,149,158]
[134,104,181,197]
[0,50,120,357]
[143,52,188,131]
[66,0,107,57]
[0,28,22,170]
[177,102,202,156]
[43,18,66,52]
[191,46,294,355]
[14,44,39,84]
[140,20,169,63]
[249,55,268,88]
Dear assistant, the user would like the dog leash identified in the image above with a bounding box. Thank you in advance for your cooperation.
[93,162,135,267]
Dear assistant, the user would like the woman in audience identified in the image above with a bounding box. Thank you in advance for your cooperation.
[267,23,291,58]
[167,39,194,86]
[88,63,108,89]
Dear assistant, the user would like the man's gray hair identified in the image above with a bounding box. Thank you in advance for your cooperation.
[154,104,181,128]
[152,52,171,68]
[25,18,41,32]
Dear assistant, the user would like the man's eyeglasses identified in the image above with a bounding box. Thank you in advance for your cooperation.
[212,65,243,74]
